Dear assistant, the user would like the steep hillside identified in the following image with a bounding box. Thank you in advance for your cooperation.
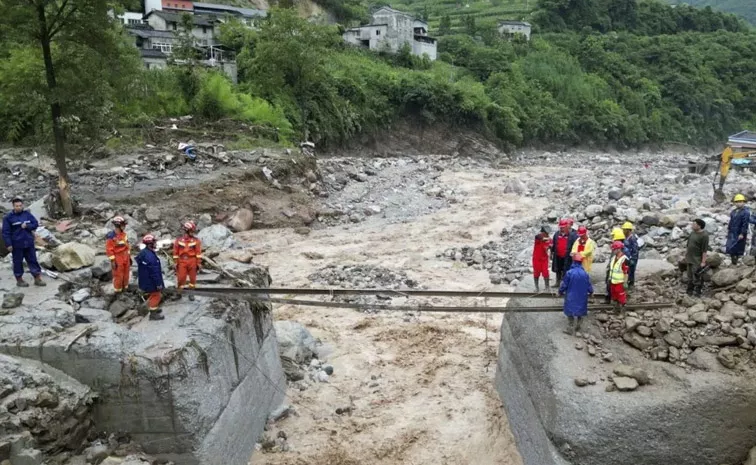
[667,0,756,24]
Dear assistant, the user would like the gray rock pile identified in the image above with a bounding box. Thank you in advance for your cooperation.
[273,321,334,390]
[308,264,418,290]
[592,266,756,371]
[0,354,96,464]
[440,239,530,286]
[316,156,466,226]
[307,264,421,311]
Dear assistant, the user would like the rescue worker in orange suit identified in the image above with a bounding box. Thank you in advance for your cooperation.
[532,226,552,292]
[608,240,630,312]
[173,221,202,301]
[105,216,131,294]
[136,234,165,320]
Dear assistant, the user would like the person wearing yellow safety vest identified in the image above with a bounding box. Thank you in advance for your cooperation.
[622,222,639,287]
[608,241,629,310]
[571,226,596,272]
[604,228,629,303]
[726,194,750,265]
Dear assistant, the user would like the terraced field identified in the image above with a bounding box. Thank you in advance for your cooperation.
[384,0,532,30]
[214,0,534,32]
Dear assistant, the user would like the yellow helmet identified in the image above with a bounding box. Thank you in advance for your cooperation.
[621,221,634,230]
[733,194,747,202]
[611,227,626,241]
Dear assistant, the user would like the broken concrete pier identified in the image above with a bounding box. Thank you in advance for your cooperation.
[0,262,284,465]
[496,269,756,465]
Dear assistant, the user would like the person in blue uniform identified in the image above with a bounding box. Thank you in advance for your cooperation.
[2,197,45,287]
[136,234,165,321]
[559,254,593,335]
[726,194,750,265]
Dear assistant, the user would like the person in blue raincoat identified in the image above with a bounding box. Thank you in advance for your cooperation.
[2,197,45,287]
[726,194,750,265]
[559,254,593,335]
[136,234,165,321]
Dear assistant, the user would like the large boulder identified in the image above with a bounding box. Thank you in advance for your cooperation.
[274,321,316,363]
[144,207,161,222]
[585,205,603,218]
[711,268,742,287]
[52,242,96,271]
[2,292,24,309]
[226,208,255,232]
[91,256,113,281]
[197,224,235,252]
[220,262,271,287]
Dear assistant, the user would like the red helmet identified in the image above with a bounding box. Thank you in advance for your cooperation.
[566,218,575,226]
[112,216,126,226]
[183,221,196,232]
[558,219,569,227]
[611,241,625,250]
[577,226,588,235]
[142,234,156,245]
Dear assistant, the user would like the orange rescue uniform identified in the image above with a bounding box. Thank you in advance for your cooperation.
[146,291,162,311]
[105,230,130,292]
[173,234,201,290]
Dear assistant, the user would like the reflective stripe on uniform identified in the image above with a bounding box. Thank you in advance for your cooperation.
[610,256,627,284]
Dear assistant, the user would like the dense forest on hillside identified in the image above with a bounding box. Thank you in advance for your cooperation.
[0,0,754,153]
[666,0,756,25]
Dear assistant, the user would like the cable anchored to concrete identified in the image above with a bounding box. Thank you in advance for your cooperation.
[184,289,672,313]
[187,286,608,298]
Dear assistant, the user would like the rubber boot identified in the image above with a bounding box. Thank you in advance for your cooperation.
[188,294,196,301]
[34,276,46,287]
[149,311,165,321]
[575,317,583,333]
[563,317,574,335]
[686,283,694,296]
[732,255,739,266]
[694,286,702,298]
[16,278,29,288]
[545,278,551,291]
[534,277,540,293]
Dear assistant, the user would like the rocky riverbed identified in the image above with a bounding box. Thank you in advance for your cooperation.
[3,143,756,465]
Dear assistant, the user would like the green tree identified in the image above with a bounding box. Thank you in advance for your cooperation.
[245,8,342,141]
[464,15,477,35]
[439,15,452,35]
[0,0,137,215]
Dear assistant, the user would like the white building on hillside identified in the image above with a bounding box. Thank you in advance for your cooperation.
[497,20,531,40]
[343,6,437,60]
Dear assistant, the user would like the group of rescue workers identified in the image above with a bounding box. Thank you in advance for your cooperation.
[2,197,202,322]
[536,193,756,335]
[105,216,202,320]
[532,218,640,334]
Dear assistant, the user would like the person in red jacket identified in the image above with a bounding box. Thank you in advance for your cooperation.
[105,216,131,293]
[532,226,552,292]
[173,221,202,300]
